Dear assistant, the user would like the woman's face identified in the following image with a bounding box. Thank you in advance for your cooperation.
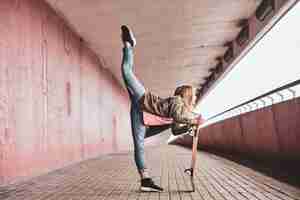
[185,89,196,110]
[191,88,196,107]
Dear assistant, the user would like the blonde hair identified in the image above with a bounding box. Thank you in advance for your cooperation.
[174,85,194,108]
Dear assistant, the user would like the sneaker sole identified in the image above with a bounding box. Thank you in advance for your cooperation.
[140,186,162,192]
[121,26,136,47]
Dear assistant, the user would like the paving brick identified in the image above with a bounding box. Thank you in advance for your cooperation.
[1,145,300,200]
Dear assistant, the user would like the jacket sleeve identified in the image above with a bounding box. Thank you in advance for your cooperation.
[169,97,197,124]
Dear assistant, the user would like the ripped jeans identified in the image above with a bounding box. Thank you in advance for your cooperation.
[121,46,147,171]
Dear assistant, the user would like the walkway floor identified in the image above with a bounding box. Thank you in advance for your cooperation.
[1,145,300,200]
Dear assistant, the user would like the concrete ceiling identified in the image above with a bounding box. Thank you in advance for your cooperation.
[45,0,261,97]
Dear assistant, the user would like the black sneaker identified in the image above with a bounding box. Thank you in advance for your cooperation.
[121,25,136,47]
[141,178,163,192]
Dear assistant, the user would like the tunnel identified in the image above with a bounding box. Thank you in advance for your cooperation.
[0,0,300,199]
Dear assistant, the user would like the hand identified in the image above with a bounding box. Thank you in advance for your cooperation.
[195,114,204,125]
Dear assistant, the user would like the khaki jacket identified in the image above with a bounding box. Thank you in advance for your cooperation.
[139,92,198,125]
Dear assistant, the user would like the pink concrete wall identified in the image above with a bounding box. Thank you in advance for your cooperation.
[174,97,300,162]
[273,98,300,159]
[0,0,136,185]
[241,107,279,158]
[222,117,244,153]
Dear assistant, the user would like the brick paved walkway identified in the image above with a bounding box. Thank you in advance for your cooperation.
[1,145,300,200]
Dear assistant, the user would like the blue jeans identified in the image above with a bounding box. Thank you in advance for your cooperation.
[121,46,147,171]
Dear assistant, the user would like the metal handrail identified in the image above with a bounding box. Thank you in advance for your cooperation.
[205,79,300,121]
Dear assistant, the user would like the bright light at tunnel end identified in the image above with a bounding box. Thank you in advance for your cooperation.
[195,2,300,120]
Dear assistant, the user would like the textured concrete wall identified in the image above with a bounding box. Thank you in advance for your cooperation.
[175,97,300,162]
[0,0,136,185]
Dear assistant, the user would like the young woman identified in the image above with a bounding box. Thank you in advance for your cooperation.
[121,25,202,192]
